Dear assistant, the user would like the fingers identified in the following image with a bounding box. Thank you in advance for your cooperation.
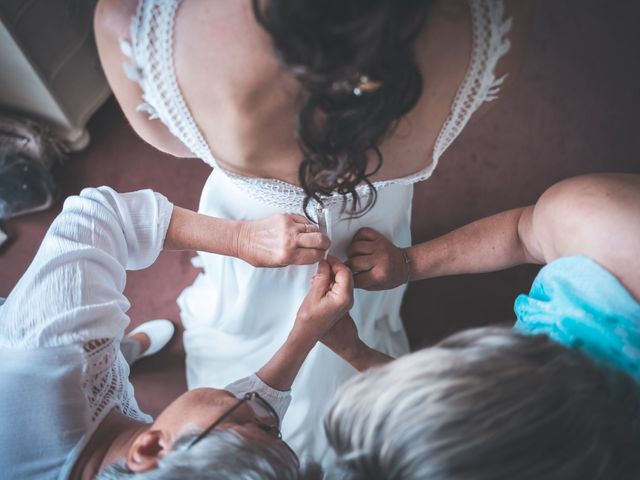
[289,215,311,225]
[309,260,331,296]
[288,215,320,233]
[353,270,375,290]
[327,255,352,279]
[347,228,379,261]
[333,264,354,295]
[293,218,329,252]
[352,227,381,242]
[315,259,331,277]
[295,223,320,234]
[327,256,354,304]
[297,232,331,250]
[293,249,326,265]
[347,240,374,258]
[346,255,374,274]
[326,255,343,270]
[289,215,321,234]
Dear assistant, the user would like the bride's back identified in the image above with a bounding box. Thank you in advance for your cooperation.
[96,0,528,185]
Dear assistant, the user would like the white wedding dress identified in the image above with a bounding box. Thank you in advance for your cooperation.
[122,0,512,464]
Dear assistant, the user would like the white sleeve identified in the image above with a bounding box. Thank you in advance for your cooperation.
[225,374,292,422]
[0,187,173,348]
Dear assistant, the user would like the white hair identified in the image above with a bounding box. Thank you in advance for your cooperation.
[325,327,640,480]
[97,429,310,480]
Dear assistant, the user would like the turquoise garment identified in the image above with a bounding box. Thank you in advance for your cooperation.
[514,256,640,382]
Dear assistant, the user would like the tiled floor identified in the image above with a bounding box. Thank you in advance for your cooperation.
[1,0,639,416]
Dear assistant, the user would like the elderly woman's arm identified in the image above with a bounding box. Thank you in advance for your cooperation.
[320,315,394,372]
[257,257,354,391]
[346,207,541,291]
[0,187,328,348]
[344,205,539,291]
[165,206,330,266]
[0,187,174,347]
[347,174,640,301]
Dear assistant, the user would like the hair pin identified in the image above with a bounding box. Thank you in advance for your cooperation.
[331,74,383,96]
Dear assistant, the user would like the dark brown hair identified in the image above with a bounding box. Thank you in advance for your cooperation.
[252,0,432,216]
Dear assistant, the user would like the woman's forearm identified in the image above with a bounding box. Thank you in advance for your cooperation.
[341,341,393,372]
[164,206,240,256]
[257,330,316,391]
[407,207,541,281]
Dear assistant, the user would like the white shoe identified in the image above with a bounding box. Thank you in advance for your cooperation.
[126,319,175,359]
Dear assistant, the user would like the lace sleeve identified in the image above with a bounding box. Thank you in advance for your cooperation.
[225,374,292,422]
[82,338,151,424]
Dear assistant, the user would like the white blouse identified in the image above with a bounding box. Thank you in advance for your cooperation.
[0,187,291,479]
[0,187,171,479]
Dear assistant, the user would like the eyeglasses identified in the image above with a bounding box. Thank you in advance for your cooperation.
[187,391,300,467]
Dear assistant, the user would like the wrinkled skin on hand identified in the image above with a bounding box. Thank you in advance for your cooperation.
[237,214,330,267]
[294,256,354,340]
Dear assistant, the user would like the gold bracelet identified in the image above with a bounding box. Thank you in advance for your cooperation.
[401,249,412,284]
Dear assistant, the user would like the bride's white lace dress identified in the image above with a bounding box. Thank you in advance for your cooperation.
[121,0,512,463]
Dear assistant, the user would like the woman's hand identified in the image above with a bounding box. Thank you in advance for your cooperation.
[256,257,352,392]
[236,214,330,267]
[347,228,410,290]
[293,256,354,341]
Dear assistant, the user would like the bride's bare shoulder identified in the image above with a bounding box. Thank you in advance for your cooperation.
[94,0,137,39]
[94,0,196,157]
[173,0,282,95]
[172,0,299,130]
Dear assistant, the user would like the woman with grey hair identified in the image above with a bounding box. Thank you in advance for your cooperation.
[0,186,351,479]
[321,173,640,479]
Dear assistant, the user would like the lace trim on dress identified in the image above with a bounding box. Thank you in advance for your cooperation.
[82,338,151,424]
[121,0,511,212]
[121,0,217,168]
[373,0,513,188]
[222,0,512,210]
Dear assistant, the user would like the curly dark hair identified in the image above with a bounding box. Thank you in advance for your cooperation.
[252,0,433,217]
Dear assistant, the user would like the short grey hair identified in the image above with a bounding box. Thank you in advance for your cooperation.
[325,327,640,480]
[97,429,306,479]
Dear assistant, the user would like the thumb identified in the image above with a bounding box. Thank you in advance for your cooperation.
[309,260,331,297]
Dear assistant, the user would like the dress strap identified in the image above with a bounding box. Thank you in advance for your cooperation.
[374,0,513,190]
[120,0,218,168]
[433,0,512,163]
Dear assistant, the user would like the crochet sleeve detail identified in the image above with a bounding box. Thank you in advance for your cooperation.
[82,338,152,424]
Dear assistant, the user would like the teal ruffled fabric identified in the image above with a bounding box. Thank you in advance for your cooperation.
[514,256,640,382]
